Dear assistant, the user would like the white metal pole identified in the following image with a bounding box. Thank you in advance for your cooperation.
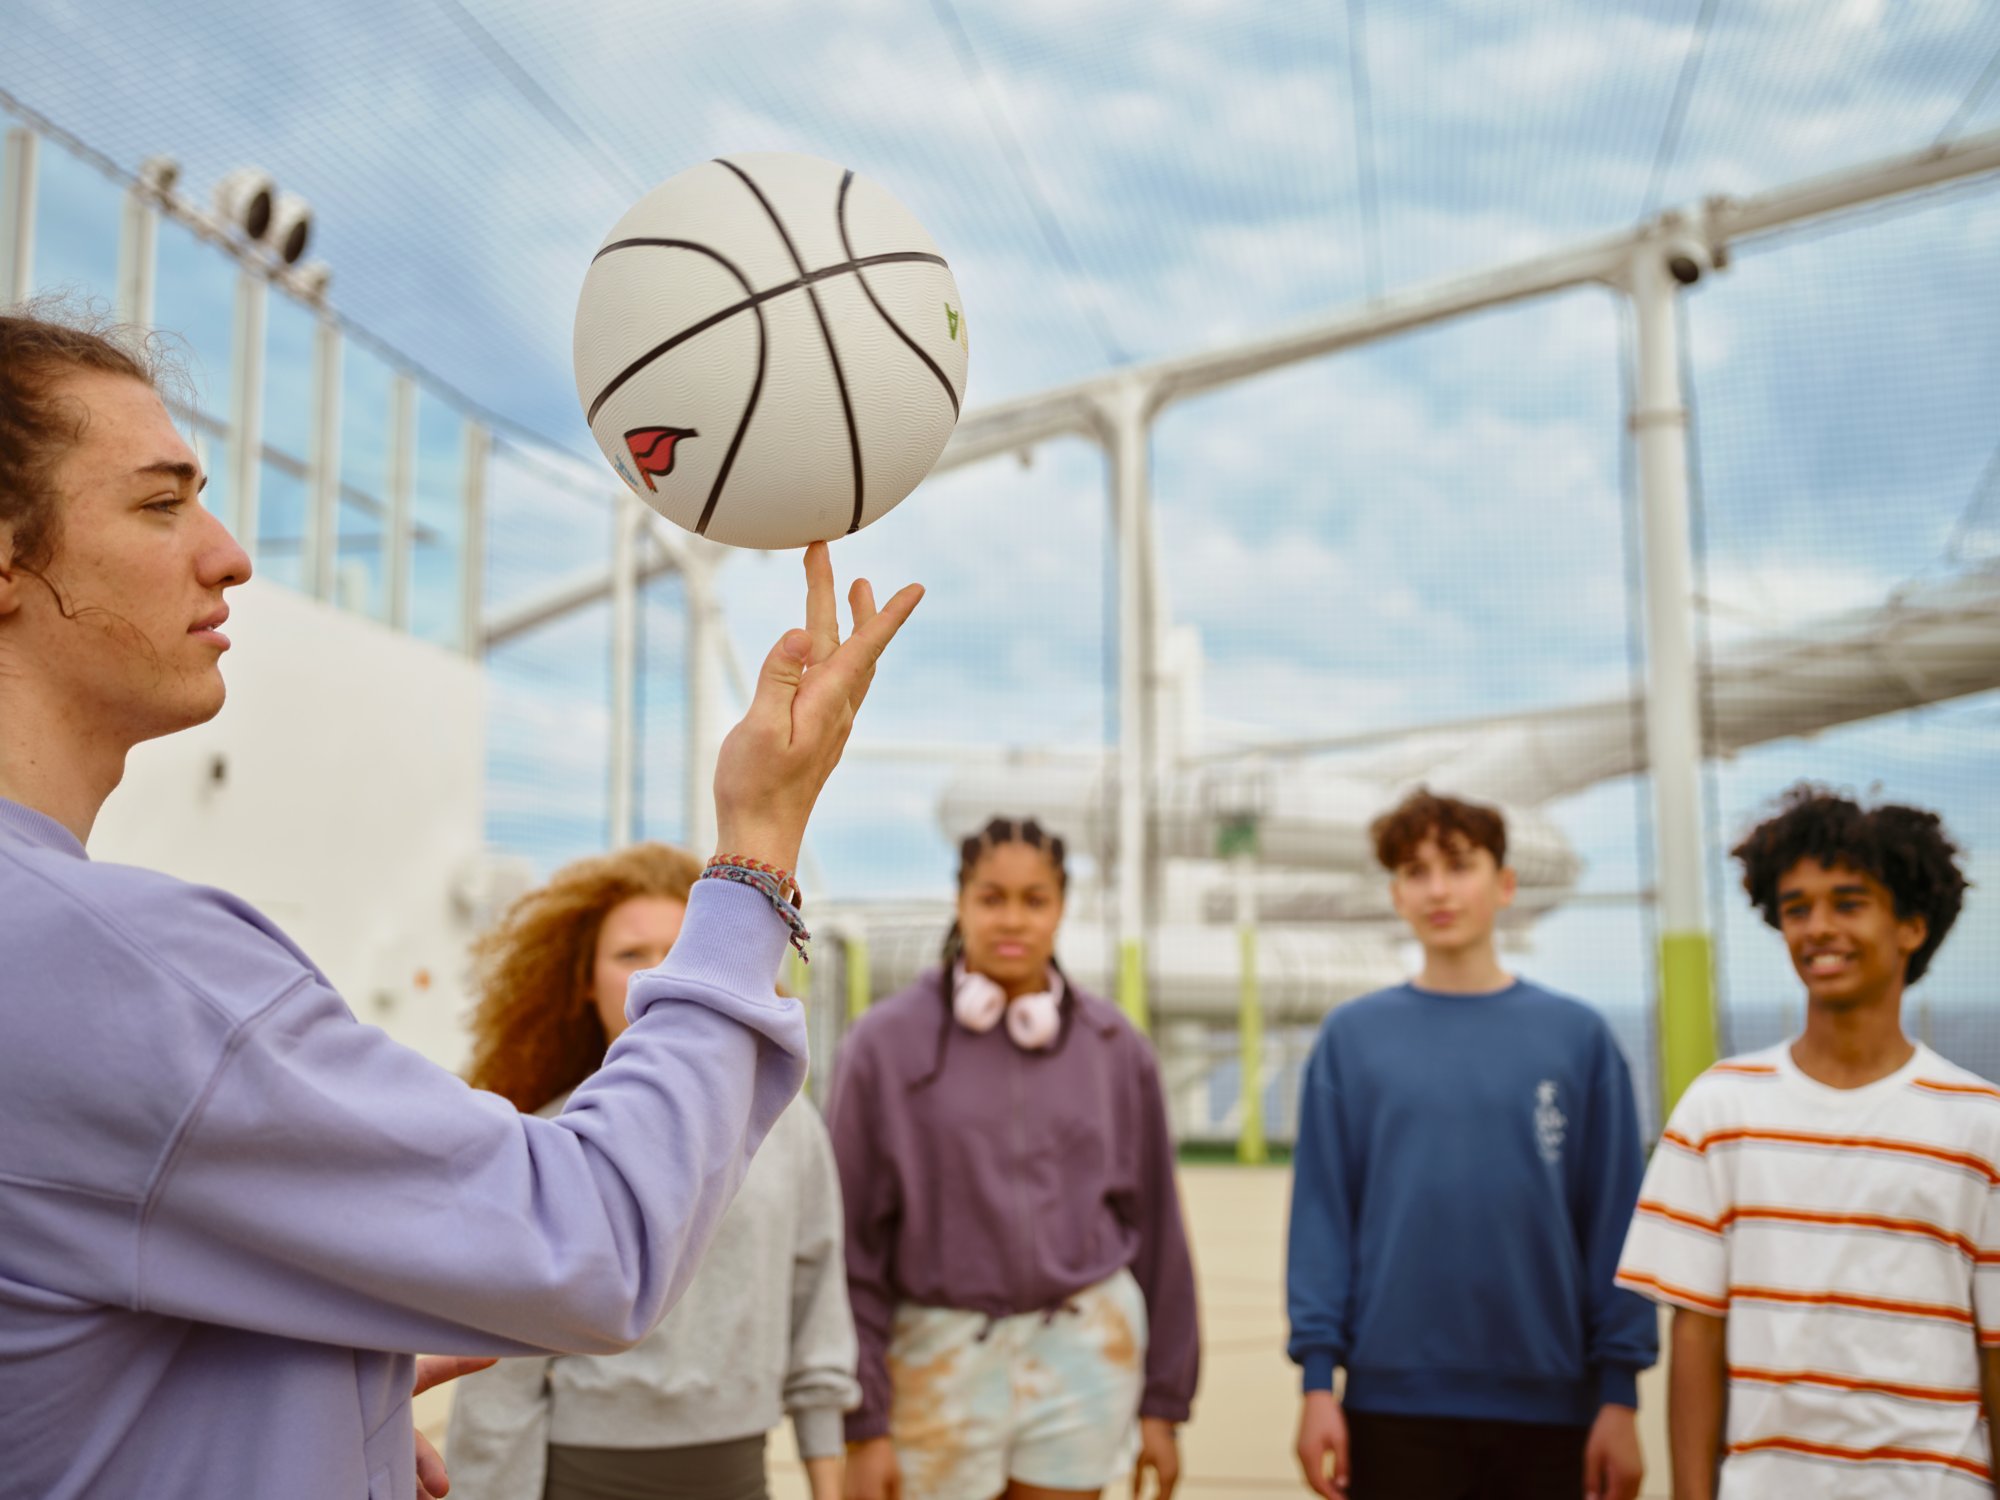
[609,491,642,848]
[1628,239,1720,1113]
[116,184,159,328]
[683,545,722,855]
[459,423,489,657]
[306,317,342,603]
[228,267,268,551]
[385,374,416,630]
[1,128,35,306]
[1106,379,1154,1033]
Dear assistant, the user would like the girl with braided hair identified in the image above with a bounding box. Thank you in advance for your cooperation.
[829,818,1199,1500]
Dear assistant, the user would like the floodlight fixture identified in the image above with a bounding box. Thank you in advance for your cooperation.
[269,191,313,265]
[213,166,275,242]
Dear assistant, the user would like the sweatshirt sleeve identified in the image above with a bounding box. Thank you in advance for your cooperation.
[784,1103,864,1461]
[1575,1024,1660,1408]
[125,879,809,1356]
[439,1353,553,1500]
[1286,1020,1354,1392]
[1128,1037,1200,1424]
[825,1028,901,1443]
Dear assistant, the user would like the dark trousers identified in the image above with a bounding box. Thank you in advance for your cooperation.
[1346,1411,1589,1500]
[542,1434,769,1500]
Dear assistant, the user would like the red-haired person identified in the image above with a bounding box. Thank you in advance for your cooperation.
[1289,789,1655,1500]
[1618,787,1990,1499]
[831,818,1199,1500]
[445,842,858,1500]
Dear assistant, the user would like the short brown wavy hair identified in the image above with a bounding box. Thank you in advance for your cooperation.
[465,842,703,1113]
[1370,787,1508,871]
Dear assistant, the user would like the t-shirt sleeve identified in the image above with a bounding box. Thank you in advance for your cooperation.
[1615,1081,1730,1316]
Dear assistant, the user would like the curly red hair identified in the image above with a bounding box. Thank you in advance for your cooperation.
[464,842,703,1113]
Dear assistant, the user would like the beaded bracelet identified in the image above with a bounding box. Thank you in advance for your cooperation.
[703,855,810,961]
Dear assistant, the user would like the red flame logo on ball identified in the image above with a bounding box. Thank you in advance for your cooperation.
[624,426,698,491]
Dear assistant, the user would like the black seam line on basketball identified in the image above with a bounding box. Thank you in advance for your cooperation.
[836,169,960,421]
[580,237,765,537]
[714,157,866,536]
[583,244,942,426]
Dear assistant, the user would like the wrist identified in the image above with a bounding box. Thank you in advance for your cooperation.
[712,827,803,875]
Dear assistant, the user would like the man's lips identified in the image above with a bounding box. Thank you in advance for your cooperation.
[191,606,230,648]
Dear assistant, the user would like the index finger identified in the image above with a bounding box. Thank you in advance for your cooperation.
[803,541,838,662]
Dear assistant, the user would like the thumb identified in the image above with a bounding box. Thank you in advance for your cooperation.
[746,629,813,739]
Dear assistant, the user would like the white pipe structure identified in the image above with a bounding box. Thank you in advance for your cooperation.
[608,490,643,847]
[1098,379,1158,1031]
[1625,233,1719,1109]
[307,317,343,603]
[228,267,268,549]
[1,127,34,306]
[384,374,417,631]
[116,172,162,328]
[681,538,724,855]
[459,423,489,658]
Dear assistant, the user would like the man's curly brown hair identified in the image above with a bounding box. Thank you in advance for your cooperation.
[1732,784,1969,985]
[1370,786,1508,872]
[464,842,703,1113]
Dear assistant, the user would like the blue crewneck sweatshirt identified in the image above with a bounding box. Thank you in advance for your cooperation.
[1285,978,1657,1426]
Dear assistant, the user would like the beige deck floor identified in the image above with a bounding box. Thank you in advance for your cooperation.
[423,1164,1671,1497]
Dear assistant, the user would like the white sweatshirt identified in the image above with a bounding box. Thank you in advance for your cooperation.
[445,1093,860,1499]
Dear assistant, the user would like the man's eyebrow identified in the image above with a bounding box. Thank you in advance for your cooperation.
[131,460,207,491]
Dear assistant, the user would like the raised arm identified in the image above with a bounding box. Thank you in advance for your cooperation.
[17,545,922,1360]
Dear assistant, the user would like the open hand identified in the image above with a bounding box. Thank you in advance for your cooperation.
[712,541,922,873]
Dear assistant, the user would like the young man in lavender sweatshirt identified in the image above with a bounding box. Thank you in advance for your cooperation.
[1287,789,1656,1499]
[0,310,920,1500]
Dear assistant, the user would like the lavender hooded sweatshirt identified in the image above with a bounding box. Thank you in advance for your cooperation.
[0,798,806,1500]
[826,971,1200,1443]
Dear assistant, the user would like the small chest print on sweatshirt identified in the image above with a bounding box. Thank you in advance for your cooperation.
[1534,1080,1568,1164]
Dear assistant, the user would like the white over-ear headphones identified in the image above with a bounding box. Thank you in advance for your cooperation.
[953,964,1062,1051]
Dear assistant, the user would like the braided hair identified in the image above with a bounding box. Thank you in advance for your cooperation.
[912,816,1070,1090]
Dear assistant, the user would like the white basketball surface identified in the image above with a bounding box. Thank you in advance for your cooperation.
[573,152,968,550]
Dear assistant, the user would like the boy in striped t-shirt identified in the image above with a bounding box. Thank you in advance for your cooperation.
[1618,786,1992,1499]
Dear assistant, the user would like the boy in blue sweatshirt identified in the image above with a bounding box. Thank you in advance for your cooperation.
[1287,789,1657,1499]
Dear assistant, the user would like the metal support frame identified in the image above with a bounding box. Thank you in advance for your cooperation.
[682,541,723,855]
[116,180,159,328]
[385,374,416,630]
[228,267,268,547]
[1,127,34,305]
[1626,238,1720,1113]
[306,317,342,602]
[459,423,490,657]
[608,490,642,848]
[1101,379,1157,1035]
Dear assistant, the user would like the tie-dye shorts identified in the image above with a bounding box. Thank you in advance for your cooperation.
[887,1268,1149,1499]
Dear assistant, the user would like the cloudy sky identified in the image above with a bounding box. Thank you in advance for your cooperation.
[9,0,2000,1086]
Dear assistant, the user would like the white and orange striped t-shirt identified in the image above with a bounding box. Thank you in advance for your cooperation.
[1617,1042,2000,1498]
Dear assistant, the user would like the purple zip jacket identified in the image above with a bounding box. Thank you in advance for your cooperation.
[0,798,806,1500]
[825,969,1200,1442]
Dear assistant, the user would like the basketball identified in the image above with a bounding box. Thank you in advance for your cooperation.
[572,152,968,550]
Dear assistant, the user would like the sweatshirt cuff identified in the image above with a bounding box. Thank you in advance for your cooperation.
[629,878,798,1041]
[793,1405,846,1461]
[1140,1394,1190,1424]
[1299,1350,1339,1393]
[844,1409,890,1444]
[1598,1365,1640,1409]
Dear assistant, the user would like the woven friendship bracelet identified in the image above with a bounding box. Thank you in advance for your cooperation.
[706,854,803,910]
[701,859,810,961]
